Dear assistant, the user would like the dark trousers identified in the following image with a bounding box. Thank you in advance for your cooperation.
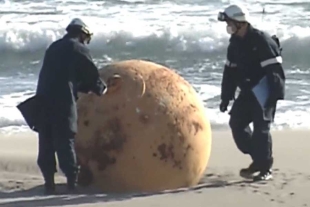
[228,93,274,171]
[37,122,78,181]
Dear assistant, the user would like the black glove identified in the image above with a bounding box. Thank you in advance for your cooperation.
[219,100,229,112]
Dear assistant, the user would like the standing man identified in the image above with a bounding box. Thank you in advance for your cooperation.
[217,4,285,181]
[35,18,107,194]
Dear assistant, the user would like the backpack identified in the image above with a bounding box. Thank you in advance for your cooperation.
[271,35,283,54]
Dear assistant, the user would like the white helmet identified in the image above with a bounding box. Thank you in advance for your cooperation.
[218,4,249,23]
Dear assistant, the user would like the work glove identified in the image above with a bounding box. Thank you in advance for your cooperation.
[219,100,229,112]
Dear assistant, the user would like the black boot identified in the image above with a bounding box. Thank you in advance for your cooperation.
[67,174,78,193]
[239,162,260,179]
[253,158,273,182]
[44,176,56,195]
[253,170,273,181]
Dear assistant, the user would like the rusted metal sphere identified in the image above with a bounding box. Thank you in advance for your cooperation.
[75,60,212,193]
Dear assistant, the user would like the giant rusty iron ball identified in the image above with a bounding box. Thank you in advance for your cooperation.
[75,60,212,193]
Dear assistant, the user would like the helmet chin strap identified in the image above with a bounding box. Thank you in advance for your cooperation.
[233,21,242,34]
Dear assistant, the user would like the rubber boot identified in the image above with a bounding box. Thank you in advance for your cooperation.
[44,175,56,195]
[67,174,78,193]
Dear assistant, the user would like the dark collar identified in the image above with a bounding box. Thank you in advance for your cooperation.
[63,33,72,39]
[243,24,254,39]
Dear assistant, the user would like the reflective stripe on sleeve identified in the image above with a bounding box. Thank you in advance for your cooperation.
[260,56,282,68]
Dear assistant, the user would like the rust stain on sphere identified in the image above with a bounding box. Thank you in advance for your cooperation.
[76,59,212,193]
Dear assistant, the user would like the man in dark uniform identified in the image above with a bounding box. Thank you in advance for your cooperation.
[35,18,107,194]
[217,4,286,181]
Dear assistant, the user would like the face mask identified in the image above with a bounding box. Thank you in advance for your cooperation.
[84,37,91,44]
[79,33,92,44]
[226,25,235,35]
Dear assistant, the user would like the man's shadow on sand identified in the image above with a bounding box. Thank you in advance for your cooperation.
[0,178,257,207]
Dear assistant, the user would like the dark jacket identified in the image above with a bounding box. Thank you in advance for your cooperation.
[221,25,286,106]
[18,34,106,133]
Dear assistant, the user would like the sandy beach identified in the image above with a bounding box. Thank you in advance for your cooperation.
[0,129,309,207]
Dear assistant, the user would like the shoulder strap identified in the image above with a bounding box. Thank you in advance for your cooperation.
[271,35,283,54]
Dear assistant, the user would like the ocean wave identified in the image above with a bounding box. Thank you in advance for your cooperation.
[0,0,309,132]
[0,88,309,131]
[0,18,309,62]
